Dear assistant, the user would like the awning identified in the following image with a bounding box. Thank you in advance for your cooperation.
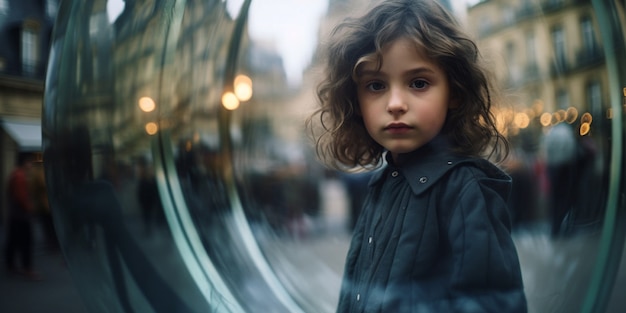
[1,118,42,151]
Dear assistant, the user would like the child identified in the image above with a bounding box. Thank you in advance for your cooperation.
[307,0,527,312]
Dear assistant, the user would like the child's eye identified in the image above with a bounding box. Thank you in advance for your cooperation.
[410,79,429,89]
[365,81,386,92]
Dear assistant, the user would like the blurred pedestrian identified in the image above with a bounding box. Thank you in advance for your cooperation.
[543,123,577,237]
[136,157,160,235]
[3,152,39,280]
[30,159,57,251]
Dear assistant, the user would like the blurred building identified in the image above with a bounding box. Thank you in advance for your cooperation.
[466,0,625,230]
[43,0,241,179]
[237,39,292,164]
[0,0,58,225]
[467,0,614,139]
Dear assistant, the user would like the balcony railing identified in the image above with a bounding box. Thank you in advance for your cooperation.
[575,46,605,69]
[476,0,591,38]
[548,47,604,77]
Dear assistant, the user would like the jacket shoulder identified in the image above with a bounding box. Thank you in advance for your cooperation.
[403,155,510,197]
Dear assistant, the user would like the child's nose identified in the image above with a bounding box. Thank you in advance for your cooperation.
[386,89,408,114]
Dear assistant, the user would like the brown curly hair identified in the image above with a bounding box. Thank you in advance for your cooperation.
[307,0,508,170]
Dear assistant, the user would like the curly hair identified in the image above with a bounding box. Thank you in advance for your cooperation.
[307,0,508,170]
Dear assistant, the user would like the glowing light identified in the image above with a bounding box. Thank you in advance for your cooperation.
[139,96,156,112]
[581,112,593,124]
[513,113,530,129]
[580,122,591,136]
[234,74,253,101]
[565,107,578,124]
[222,92,240,110]
[145,122,158,135]
[540,112,552,127]
[555,110,566,123]
[532,100,544,115]
[550,114,559,125]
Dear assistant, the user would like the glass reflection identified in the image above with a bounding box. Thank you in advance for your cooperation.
[42,0,625,312]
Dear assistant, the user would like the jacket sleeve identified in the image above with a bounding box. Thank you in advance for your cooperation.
[444,172,527,313]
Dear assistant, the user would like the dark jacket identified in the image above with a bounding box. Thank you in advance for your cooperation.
[337,141,527,313]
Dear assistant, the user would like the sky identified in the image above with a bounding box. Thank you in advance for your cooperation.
[233,0,475,85]
[106,0,474,86]
[227,0,328,86]
[106,0,327,85]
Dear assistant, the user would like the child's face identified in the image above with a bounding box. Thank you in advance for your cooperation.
[356,37,452,161]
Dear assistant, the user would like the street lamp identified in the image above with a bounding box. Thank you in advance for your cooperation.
[222,91,240,110]
[222,74,253,110]
[234,74,252,102]
[139,96,158,134]
[145,122,158,135]
[138,96,156,112]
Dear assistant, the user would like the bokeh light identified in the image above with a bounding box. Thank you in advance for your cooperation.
[222,91,240,110]
[540,112,552,127]
[234,74,253,101]
[565,107,579,124]
[513,112,530,129]
[139,96,156,113]
[145,122,158,135]
[580,122,591,136]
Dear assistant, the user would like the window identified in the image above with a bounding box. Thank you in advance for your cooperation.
[526,31,536,66]
[76,42,82,87]
[21,26,39,76]
[586,81,602,114]
[547,0,564,7]
[581,16,596,54]
[521,0,532,10]
[0,0,8,15]
[503,6,514,25]
[556,88,569,110]
[478,15,491,35]
[46,0,58,19]
[551,26,566,69]
[92,44,99,79]
[506,41,520,84]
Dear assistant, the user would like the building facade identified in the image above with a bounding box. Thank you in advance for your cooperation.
[0,0,58,225]
[467,0,610,131]
[467,0,625,230]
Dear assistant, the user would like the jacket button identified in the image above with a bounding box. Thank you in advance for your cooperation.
[419,176,428,183]
[356,293,361,301]
[368,237,373,244]
[391,171,399,177]
[447,161,453,165]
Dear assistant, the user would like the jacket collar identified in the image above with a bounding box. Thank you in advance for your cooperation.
[369,137,509,196]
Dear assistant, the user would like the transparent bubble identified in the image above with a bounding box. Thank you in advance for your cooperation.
[42,0,626,312]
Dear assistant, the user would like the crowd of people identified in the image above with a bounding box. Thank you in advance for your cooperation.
[503,123,606,236]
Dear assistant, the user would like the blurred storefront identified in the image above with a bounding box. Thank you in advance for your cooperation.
[0,0,57,225]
